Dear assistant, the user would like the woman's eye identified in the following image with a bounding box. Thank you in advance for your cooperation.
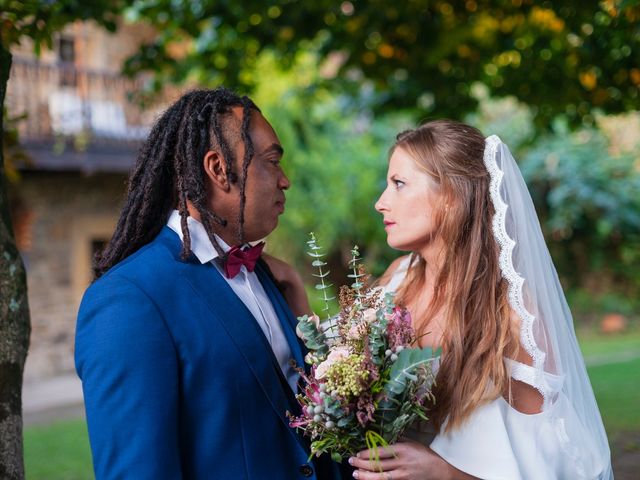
[393,179,405,188]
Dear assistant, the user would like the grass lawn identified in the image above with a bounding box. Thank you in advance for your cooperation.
[577,329,640,433]
[577,328,640,357]
[587,357,640,434]
[24,418,93,479]
[23,332,640,479]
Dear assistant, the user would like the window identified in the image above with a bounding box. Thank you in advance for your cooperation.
[58,36,75,63]
[71,216,117,308]
[58,36,77,87]
[91,239,107,262]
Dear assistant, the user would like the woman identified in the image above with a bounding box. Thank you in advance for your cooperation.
[346,120,612,479]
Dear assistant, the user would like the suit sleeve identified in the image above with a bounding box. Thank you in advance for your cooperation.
[75,274,182,479]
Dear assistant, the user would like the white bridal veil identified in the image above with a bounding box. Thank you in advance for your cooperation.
[484,135,613,479]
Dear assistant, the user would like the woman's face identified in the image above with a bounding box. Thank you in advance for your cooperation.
[375,146,444,252]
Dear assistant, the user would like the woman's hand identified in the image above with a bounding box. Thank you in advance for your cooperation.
[349,442,476,480]
[262,253,311,317]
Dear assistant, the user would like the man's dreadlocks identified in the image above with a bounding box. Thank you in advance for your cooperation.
[94,87,259,279]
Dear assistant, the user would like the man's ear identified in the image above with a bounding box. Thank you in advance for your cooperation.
[203,150,231,190]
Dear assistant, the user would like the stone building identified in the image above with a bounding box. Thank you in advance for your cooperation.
[5,20,176,382]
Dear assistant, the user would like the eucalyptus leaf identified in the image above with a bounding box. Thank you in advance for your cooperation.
[384,348,436,396]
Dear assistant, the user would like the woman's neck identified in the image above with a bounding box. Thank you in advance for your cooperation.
[408,240,448,349]
[417,239,446,280]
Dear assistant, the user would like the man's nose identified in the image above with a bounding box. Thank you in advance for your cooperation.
[279,171,290,190]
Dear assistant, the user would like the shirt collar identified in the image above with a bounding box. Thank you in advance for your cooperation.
[166,210,231,264]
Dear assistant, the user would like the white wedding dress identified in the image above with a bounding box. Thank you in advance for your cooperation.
[383,257,608,480]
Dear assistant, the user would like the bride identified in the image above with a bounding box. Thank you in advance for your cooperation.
[345,119,613,479]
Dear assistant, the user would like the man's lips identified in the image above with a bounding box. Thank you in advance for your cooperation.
[275,200,286,213]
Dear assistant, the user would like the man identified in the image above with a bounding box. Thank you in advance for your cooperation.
[75,88,338,479]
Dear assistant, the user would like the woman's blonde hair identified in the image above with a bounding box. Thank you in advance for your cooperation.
[392,119,520,432]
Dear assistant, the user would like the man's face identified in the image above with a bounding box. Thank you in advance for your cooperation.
[235,109,290,242]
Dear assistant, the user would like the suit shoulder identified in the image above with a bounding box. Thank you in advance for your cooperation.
[104,232,184,281]
[85,230,188,303]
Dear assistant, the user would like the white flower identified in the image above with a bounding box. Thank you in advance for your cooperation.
[315,346,351,379]
[362,308,378,323]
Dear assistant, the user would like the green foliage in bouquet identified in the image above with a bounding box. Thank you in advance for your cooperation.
[289,233,437,463]
[295,232,333,360]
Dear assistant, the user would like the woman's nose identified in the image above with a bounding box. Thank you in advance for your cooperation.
[375,191,388,213]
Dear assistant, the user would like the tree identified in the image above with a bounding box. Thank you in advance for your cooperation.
[247,50,407,286]
[467,91,640,304]
[0,2,123,477]
[248,50,640,309]
[124,0,640,129]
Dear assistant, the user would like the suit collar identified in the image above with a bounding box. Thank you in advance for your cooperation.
[166,210,265,265]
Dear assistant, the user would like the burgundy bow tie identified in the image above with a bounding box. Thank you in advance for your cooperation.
[223,242,265,279]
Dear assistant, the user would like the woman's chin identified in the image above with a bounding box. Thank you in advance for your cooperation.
[386,239,413,252]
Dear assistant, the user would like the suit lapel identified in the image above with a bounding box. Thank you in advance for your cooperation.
[254,261,306,371]
[180,255,307,450]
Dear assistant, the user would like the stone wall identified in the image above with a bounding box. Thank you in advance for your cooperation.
[13,172,127,381]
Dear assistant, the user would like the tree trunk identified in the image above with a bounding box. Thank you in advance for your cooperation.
[0,41,30,480]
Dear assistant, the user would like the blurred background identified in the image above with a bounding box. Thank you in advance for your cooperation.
[1,1,639,478]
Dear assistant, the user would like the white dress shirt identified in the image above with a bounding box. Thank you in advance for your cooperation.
[167,210,299,392]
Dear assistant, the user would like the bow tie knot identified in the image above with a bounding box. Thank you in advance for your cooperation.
[223,242,265,279]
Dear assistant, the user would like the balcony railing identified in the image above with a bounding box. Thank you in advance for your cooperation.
[6,57,162,147]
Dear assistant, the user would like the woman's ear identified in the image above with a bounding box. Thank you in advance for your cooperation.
[203,150,231,190]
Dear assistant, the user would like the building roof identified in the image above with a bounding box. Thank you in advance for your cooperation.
[20,141,139,174]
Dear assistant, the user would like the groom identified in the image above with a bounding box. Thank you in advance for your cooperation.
[75,88,338,479]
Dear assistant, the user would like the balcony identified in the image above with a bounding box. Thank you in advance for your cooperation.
[6,57,164,173]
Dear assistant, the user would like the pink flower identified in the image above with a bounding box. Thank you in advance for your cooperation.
[387,307,414,349]
[309,314,321,329]
[289,418,312,428]
[347,322,364,339]
[315,346,351,379]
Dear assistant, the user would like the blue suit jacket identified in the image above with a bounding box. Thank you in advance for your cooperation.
[75,227,338,479]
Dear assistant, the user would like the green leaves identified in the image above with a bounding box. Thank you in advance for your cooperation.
[306,232,335,317]
[368,310,388,365]
[518,120,640,292]
[1,0,125,50]
[384,348,435,396]
[296,314,328,356]
[373,346,437,443]
[118,0,639,128]
[348,245,366,301]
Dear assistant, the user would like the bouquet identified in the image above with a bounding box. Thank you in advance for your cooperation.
[288,233,437,463]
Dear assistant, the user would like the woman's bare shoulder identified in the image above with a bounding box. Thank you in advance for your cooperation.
[378,254,412,287]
